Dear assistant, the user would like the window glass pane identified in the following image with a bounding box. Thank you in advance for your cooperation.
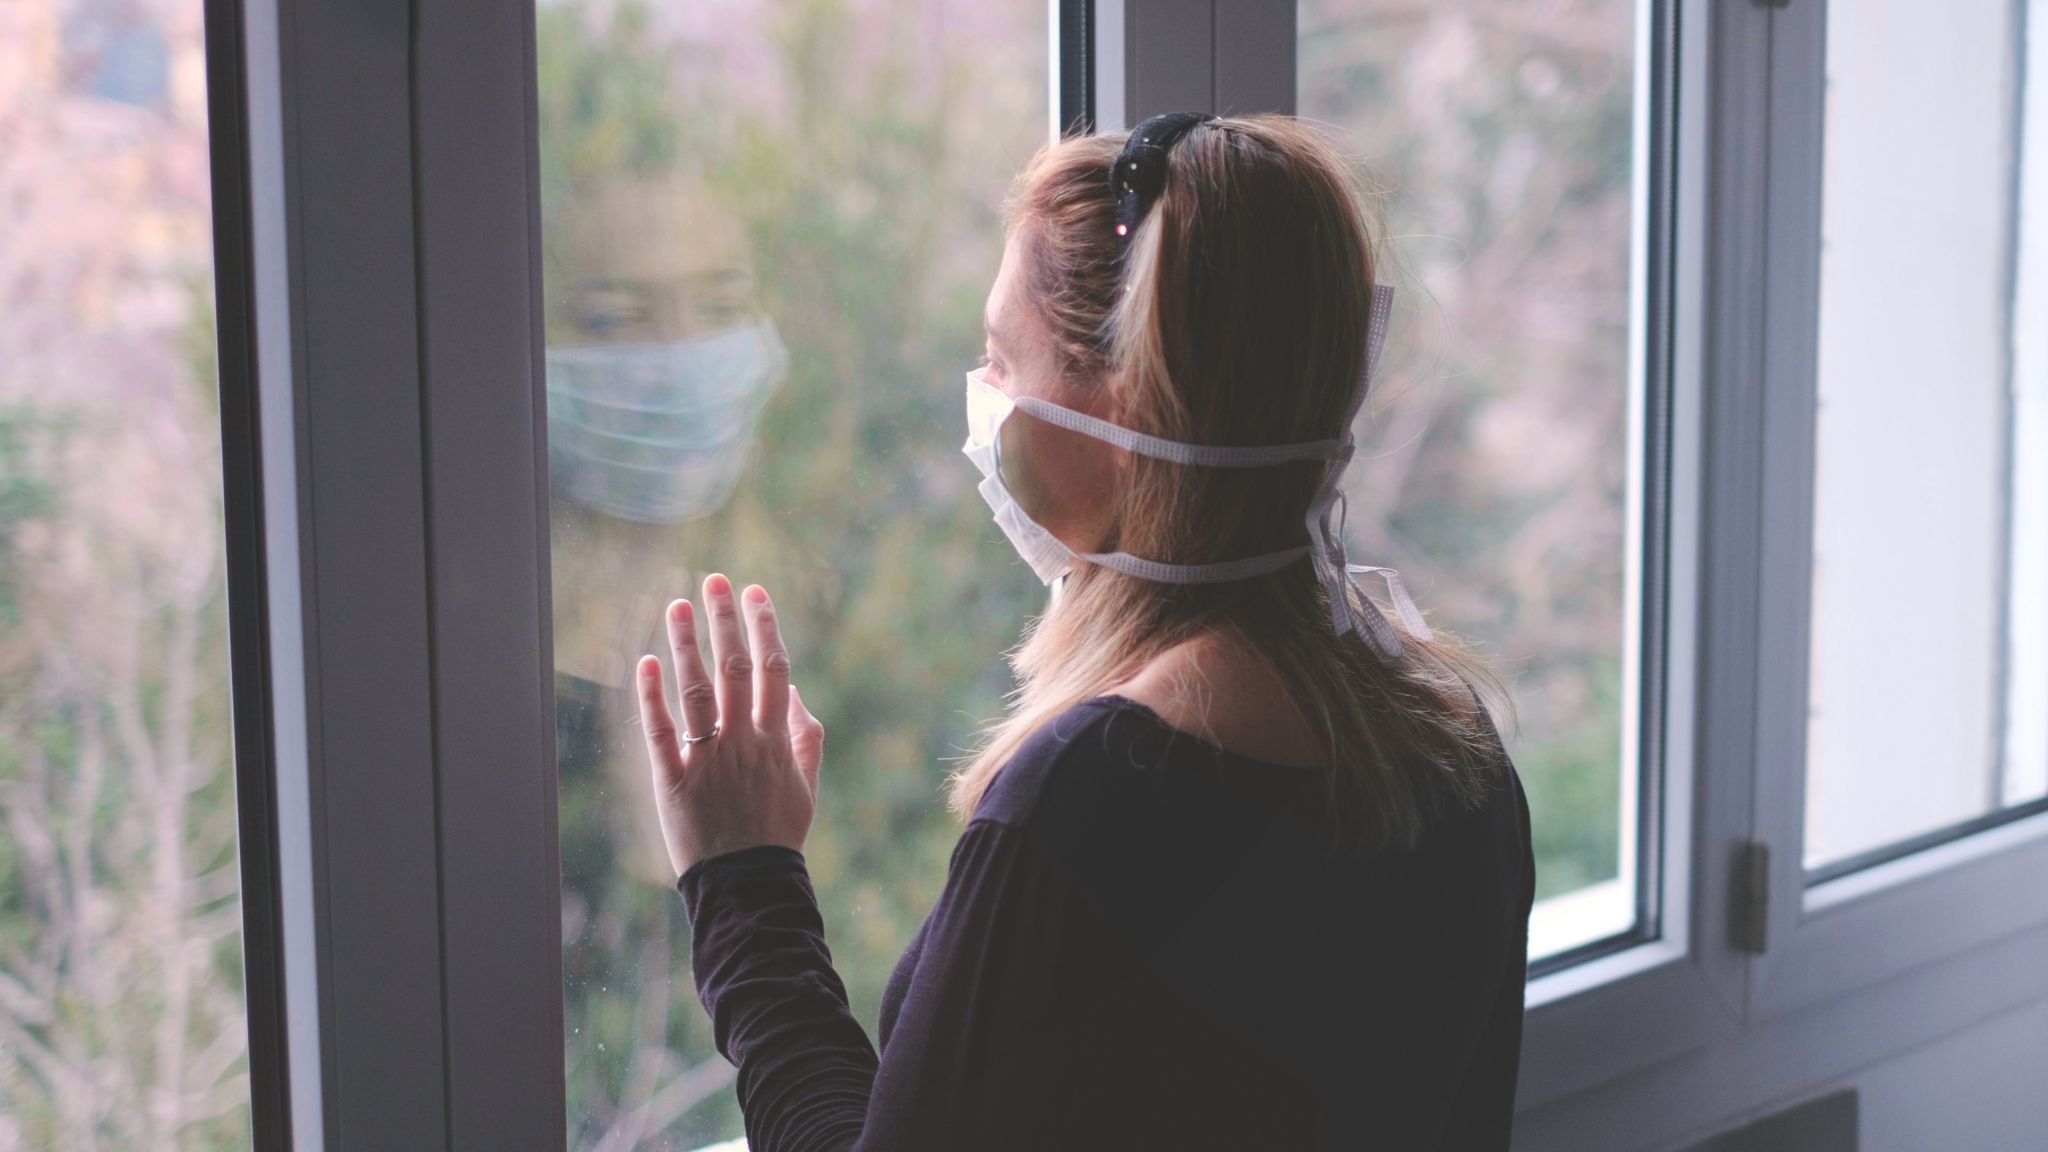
[1804,0,2048,871]
[0,0,253,1144]
[1299,1,1650,959]
[535,1,1047,1146]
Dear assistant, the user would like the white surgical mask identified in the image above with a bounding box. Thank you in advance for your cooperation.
[545,319,789,522]
[960,283,1431,661]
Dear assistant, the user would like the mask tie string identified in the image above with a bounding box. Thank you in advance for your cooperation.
[1305,283,1430,662]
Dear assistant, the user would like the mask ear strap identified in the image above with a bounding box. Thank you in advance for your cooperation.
[1309,284,1430,661]
[1343,282,1394,430]
[1009,395,1348,467]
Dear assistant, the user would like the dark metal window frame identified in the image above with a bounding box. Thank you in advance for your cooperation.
[209,0,562,1145]
[202,0,290,1142]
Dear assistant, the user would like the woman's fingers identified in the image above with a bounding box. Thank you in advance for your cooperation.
[635,655,684,783]
[666,599,718,744]
[789,683,823,795]
[702,572,753,732]
[744,584,790,733]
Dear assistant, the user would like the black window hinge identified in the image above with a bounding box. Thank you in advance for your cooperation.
[1731,839,1771,955]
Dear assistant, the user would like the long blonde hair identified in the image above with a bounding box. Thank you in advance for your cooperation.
[947,115,1517,857]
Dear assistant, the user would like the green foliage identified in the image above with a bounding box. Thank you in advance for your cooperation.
[1519,656,1624,900]
[535,0,683,220]
[0,271,246,1150]
[0,405,57,627]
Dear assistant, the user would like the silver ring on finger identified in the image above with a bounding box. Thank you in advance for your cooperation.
[682,723,721,746]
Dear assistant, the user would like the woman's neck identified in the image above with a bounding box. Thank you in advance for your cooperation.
[1108,631,1328,769]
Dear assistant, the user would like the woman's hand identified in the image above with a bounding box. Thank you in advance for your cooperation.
[636,573,825,879]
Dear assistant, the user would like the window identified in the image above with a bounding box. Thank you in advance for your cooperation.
[178,0,2048,1143]
[535,1,1050,1145]
[0,1,254,1144]
[1803,0,2048,879]
[1737,0,2048,1036]
[1298,0,1660,962]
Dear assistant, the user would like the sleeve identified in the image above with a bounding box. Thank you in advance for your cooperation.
[676,843,877,1151]
[677,818,1088,1152]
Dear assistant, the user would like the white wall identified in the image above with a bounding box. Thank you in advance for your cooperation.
[1855,994,2048,1151]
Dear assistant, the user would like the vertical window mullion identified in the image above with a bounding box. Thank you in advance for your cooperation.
[204,0,293,1141]
[1746,0,1828,974]
[413,1,567,1144]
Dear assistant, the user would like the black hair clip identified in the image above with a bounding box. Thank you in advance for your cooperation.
[1110,111,1217,258]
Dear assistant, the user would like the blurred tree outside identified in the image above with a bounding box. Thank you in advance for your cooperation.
[0,1,249,1143]
[1301,0,1637,900]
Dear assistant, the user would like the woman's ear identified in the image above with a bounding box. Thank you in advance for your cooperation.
[1073,362,1125,422]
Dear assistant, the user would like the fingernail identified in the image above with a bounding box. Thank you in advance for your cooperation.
[744,584,768,606]
[706,573,731,598]
[669,599,691,623]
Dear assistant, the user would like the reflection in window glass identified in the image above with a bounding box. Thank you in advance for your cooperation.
[1805,0,2048,872]
[536,1,1048,1145]
[1299,0,1647,957]
[0,0,252,1146]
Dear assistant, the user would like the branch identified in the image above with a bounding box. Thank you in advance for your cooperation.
[591,927,678,1152]
[632,1055,738,1142]
[106,585,162,804]
[186,860,242,911]
[0,1004,82,1102]
[0,966,51,1028]
[183,1017,249,1100]
[177,1070,253,1126]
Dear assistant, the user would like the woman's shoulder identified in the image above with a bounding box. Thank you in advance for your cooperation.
[964,696,1334,952]
[968,695,1138,830]
[970,694,1321,838]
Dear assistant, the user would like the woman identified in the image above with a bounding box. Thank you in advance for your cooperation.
[634,113,1535,1151]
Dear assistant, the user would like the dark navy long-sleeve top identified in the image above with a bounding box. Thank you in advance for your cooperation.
[677,693,1535,1151]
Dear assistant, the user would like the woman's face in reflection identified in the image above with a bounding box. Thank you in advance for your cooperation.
[980,231,1119,552]
[553,176,755,347]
